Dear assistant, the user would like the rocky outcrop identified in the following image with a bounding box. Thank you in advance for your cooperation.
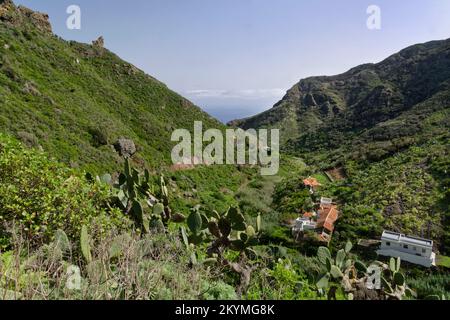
[114,138,136,158]
[18,6,52,33]
[0,1,52,34]
[0,0,14,13]
[0,0,15,21]
[92,36,105,48]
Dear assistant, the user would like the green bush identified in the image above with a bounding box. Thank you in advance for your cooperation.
[201,281,237,300]
[272,178,314,215]
[0,134,127,248]
[408,274,450,299]
[246,259,319,300]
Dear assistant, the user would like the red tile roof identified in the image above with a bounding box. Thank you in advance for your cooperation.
[317,205,339,233]
[303,177,321,188]
[303,212,314,219]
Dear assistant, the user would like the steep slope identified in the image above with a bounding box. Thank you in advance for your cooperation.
[0,0,222,173]
[231,39,450,166]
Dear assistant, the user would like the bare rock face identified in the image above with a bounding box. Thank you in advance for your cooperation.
[0,1,52,34]
[0,0,15,20]
[0,0,14,10]
[0,0,14,9]
[18,6,52,33]
[114,138,136,158]
[92,36,105,48]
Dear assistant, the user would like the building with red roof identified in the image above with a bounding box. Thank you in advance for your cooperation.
[303,177,321,189]
[316,205,339,242]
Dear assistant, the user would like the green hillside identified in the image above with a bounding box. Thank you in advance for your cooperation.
[231,39,449,163]
[231,39,450,254]
[0,0,449,301]
[0,0,222,174]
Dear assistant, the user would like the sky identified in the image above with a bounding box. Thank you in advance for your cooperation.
[15,0,450,123]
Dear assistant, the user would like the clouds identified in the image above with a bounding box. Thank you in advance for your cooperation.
[185,88,286,100]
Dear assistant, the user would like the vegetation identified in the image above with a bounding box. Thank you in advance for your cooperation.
[0,0,222,174]
[0,133,128,249]
[234,38,450,254]
[1,1,449,301]
[0,228,236,300]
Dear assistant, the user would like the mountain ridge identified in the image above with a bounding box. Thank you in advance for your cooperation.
[0,0,223,173]
[230,38,450,164]
[230,38,450,252]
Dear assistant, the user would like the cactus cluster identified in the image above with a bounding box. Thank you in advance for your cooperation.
[316,241,354,292]
[184,206,260,255]
[380,257,414,300]
[181,205,261,296]
[315,242,415,300]
[112,159,185,232]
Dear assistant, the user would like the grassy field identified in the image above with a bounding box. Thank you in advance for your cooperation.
[437,255,450,268]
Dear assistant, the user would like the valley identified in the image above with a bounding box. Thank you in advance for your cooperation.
[0,0,449,301]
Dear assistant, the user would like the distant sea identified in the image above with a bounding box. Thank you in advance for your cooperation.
[200,105,267,124]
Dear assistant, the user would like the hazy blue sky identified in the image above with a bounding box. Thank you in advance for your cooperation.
[15,0,450,122]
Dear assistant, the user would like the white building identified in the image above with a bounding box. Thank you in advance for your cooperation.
[292,218,317,234]
[377,230,436,268]
[320,197,333,207]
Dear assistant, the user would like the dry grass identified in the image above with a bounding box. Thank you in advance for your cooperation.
[0,226,230,300]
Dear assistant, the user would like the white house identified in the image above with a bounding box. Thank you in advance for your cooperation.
[320,197,333,208]
[292,217,317,234]
[377,230,436,268]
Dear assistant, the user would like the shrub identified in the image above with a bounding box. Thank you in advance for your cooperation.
[246,259,318,300]
[16,131,39,148]
[0,229,221,300]
[408,274,450,299]
[88,127,110,147]
[0,134,127,248]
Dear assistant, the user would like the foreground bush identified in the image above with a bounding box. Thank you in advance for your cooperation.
[0,228,236,300]
[0,134,128,248]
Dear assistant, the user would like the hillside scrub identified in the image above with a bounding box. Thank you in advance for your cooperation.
[0,134,130,249]
[0,135,448,300]
[0,228,236,300]
[0,3,223,173]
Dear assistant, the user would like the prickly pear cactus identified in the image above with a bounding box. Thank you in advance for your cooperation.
[80,225,92,263]
[187,209,203,235]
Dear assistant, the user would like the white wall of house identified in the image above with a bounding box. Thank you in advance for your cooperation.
[320,197,333,206]
[379,240,432,258]
[377,231,435,268]
[292,218,316,233]
[377,248,436,268]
